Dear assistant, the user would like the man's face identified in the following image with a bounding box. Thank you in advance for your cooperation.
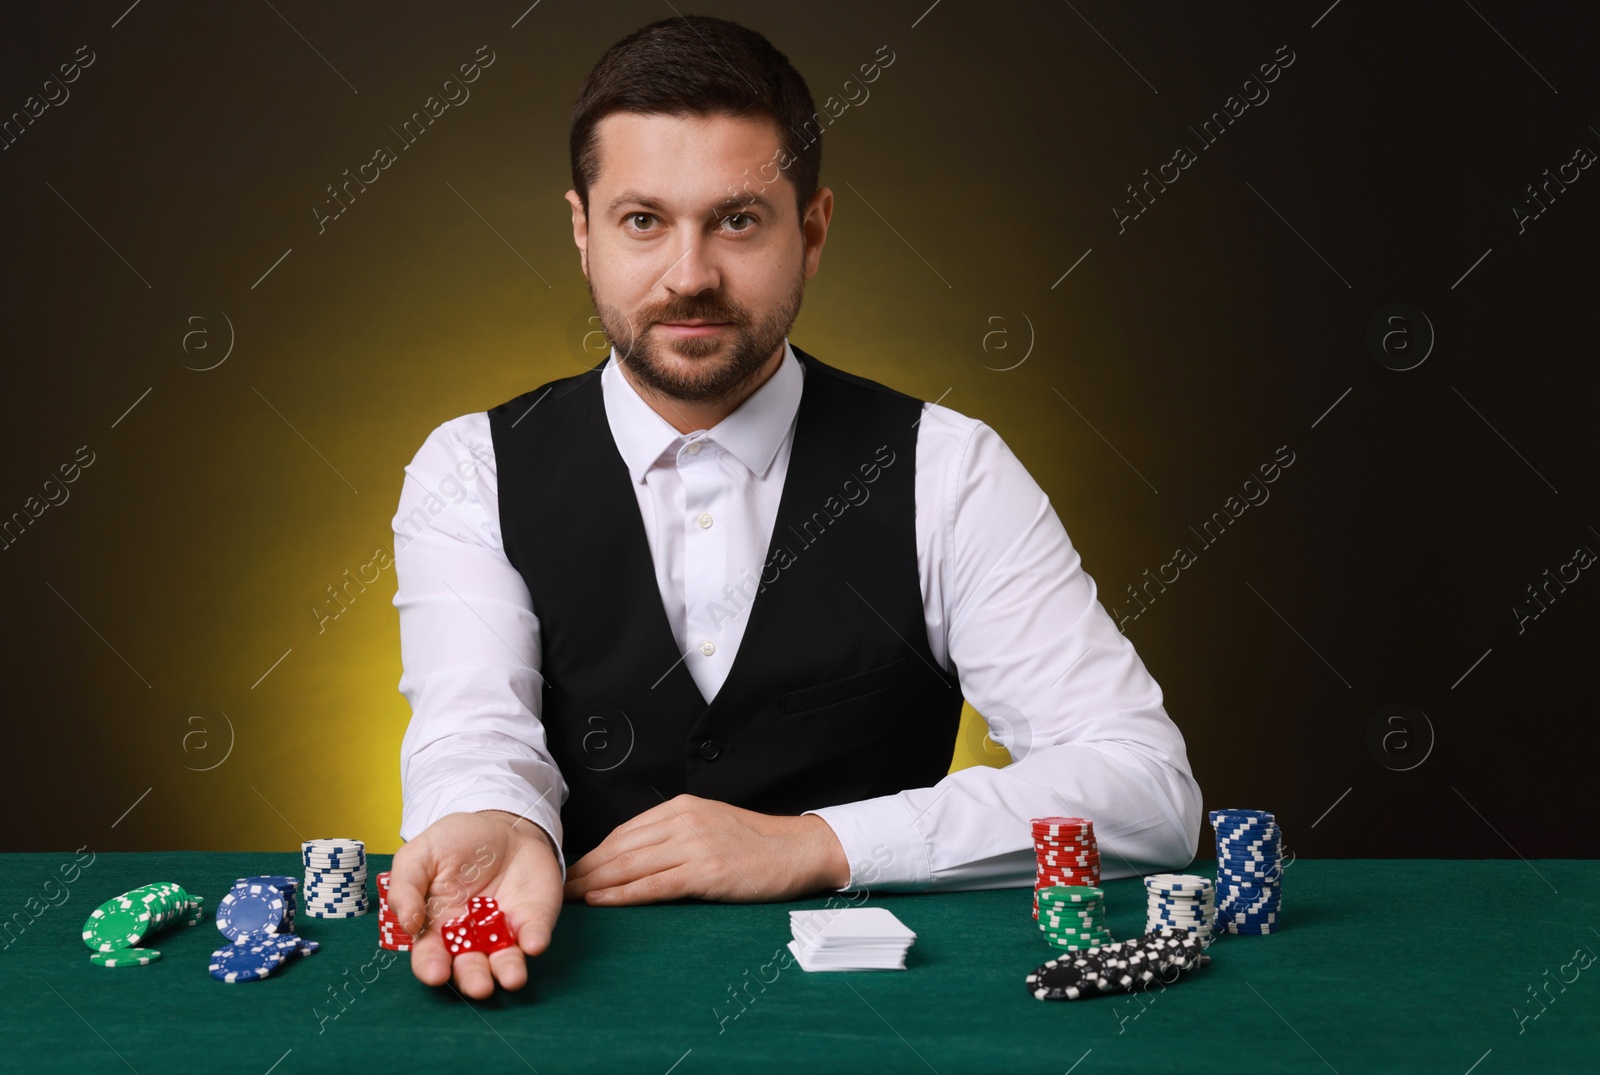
[568,112,828,406]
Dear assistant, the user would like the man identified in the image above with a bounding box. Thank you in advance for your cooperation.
[387,15,1202,999]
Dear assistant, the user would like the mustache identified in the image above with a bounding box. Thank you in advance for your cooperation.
[644,302,742,325]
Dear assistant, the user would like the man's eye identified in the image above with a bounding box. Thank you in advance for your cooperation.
[724,213,754,232]
[627,213,655,230]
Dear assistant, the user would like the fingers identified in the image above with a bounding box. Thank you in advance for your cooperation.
[391,840,452,986]
[565,837,682,901]
[451,951,495,1000]
[500,829,564,955]
[388,839,437,942]
[488,945,529,992]
[411,927,455,987]
[582,865,693,906]
[566,818,675,884]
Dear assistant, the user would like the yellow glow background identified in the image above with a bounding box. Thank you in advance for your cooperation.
[6,4,1257,852]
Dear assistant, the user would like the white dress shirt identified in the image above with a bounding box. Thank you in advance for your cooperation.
[392,339,1202,890]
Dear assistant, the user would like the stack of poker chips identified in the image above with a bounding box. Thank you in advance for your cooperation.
[210,875,319,983]
[1025,927,1211,1001]
[440,895,514,957]
[1144,873,1216,935]
[1211,808,1284,934]
[1035,885,1112,951]
[81,882,206,967]
[376,871,414,951]
[302,838,369,918]
[1031,816,1100,920]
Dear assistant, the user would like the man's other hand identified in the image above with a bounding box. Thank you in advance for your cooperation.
[389,810,563,998]
[564,795,850,905]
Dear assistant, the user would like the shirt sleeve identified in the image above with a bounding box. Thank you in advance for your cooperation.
[392,414,568,877]
[805,410,1203,891]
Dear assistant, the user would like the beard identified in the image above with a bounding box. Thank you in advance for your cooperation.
[586,259,807,405]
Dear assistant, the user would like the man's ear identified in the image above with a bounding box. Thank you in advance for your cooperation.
[565,189,589,277]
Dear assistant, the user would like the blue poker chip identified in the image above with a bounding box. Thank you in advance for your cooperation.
[1209,809,1276,824]
[215,883,286,942]
[260,934,304,958]
[296,938,320,957]
[240,875,299,892]
[1222,906,1282,919]
[209,941,284,983]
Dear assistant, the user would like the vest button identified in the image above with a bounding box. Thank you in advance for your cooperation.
[699,739,721,761]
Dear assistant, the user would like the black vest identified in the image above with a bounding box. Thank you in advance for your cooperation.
[487,344,964,862]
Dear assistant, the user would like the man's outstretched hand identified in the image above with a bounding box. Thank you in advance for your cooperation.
[564,795,851,905]
[388,810,563,999]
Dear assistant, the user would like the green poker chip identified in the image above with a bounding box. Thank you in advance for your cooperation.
[90,948,161,967]
[82,897,152,952]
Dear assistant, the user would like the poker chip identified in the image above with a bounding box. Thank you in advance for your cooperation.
[209,940,285,983]
[1210,808,1285,935]
[81,882,203,959]
[1035,885,1111,951]
[1026,927,1212,1001]
[1030,816,1100,922]
[90,948,160,967]
[1144,872,1214,937]
[206,873,318,984]
[376,871,417,951]
[215,882,288,942]
[302,838,369,918]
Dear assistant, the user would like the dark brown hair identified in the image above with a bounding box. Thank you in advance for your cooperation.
[569,15,821,227]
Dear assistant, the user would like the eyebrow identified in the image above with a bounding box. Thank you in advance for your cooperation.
[605,188,782,218]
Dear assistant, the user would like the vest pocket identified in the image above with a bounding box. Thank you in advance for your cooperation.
[780,657,910,715]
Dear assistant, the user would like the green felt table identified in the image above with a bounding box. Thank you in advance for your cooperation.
[2,854,1596,1074]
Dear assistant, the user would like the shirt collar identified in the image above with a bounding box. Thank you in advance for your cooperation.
[601,336,804,485]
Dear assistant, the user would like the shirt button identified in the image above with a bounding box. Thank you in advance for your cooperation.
[699,640,716,656]
[687,442,702,455]
[697,513,713,529]
[699,739,721,761]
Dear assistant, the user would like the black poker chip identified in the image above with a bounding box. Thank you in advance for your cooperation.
[1026,928,1212,1001]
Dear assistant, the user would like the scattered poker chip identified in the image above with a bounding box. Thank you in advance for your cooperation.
[209,941,285,983]
[1026,928,1212,1001]
[204,872,318,983]
[90,948,161,967]
[81,883,202,956]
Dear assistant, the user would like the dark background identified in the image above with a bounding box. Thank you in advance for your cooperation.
[1,1,1594,858]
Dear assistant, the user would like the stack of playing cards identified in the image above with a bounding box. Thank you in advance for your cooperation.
[787,907,917,971]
